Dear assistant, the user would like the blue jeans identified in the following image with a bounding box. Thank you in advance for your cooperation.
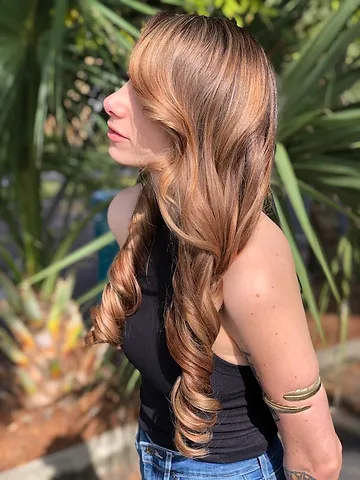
[135,427,286,479]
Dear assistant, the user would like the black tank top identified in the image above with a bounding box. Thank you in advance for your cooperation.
[122,212,278,463]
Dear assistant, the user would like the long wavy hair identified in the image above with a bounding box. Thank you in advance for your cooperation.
[85,12,278,458]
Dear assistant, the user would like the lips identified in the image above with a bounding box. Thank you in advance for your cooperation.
[107,123,128,142]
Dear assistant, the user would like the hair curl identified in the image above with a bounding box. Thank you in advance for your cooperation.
[85,12,278,458]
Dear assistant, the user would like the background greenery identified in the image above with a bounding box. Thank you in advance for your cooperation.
[0,0,360,433]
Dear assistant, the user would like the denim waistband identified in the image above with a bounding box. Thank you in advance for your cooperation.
[135,426,284,479]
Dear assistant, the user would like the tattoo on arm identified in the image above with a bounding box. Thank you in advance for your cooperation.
[240,349,263,385]
[284,467,316,479]
[239,348,322,422]
[240,348,280,421]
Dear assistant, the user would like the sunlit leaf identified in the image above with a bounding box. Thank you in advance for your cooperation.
[87,0,140,38]
[62,303,84,353]
[0,246,22,283]
[117,0,159,15]
[16,368,37,395]
[19,283,43,326]
[77,279,108,306]
[272,193,326,344]
[47,275,76,337]
[0,273,22,313]
[41,199,111,298]
[1,302,35,348]
[24,232,114,286]
[0,330,29,365]
[275,143,340,303]
[33,0,69,168]
[284,0,359,87]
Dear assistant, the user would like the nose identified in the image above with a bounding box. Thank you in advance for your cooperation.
[103,88,127,118]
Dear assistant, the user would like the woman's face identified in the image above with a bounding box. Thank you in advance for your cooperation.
[103,81,171,168]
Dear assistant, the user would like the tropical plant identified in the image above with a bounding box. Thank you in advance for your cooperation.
[0,272,109,409]
[267,0,360,342]
[163,0,278,25]
[0,0,158,280]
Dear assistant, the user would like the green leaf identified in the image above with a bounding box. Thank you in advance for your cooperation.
[160,0,184,6]
[318,108,360,121]
[288,124,360,155]
[41,199,111,299]
[297,180,360,226]
[0,302,35,349]
[125,367,140,398]
[309,176,360,190]
[117,0,159,15]
[272,193,326,345]
[47,274,76,336]
[278,109,323,141]
[331,68,360,101]
[0,330,28,365]
[294,157,360,178]
[286,24,360,117]
[24,232,115,286]
[16,368,37,395]
[62,303,84,353]
[0,273,22,313]
[274,143,340,303]
[0,1,28,130]
[77,279,108,306]
[0,245,22,283]
[33,0,69,168]
[284,0,360,88]
[19,283,43,326]
[89,0,140,38]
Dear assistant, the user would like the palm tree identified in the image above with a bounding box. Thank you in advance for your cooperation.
[0,0,158,279]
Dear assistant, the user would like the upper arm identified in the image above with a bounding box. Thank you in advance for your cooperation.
[222,214,341,474]
[107,183,142,248]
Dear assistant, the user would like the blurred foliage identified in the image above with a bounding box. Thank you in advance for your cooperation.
[0,0,151,278]
[0,1,147,413]
[0,272,109,409]
[267,0,360,345]
[163,0,278,25]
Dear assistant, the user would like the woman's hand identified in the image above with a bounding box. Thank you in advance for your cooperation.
[221,213,342,480]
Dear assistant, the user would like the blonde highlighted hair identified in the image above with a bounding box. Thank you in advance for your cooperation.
[86,12,278,458]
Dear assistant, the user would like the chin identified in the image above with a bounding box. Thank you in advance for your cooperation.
[108,146,134,167]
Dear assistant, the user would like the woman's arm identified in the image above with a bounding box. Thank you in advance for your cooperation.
[222,213,342,480]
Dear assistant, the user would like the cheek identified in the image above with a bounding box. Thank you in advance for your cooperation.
[131,99,170,154]
[136,119,171,155]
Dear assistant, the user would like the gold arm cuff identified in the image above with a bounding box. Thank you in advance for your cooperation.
[263,394,311,414]
[283,376,322,402]
[263,376,322,414]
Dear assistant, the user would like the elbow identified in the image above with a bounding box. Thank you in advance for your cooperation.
[314,439,343,479]
[285,438,343,480]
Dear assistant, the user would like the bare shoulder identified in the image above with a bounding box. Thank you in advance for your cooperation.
[223,211,297,304]
[221,210,316,379]
[107,182,143,248]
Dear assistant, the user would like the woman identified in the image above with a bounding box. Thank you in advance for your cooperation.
[86,12,342,480]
